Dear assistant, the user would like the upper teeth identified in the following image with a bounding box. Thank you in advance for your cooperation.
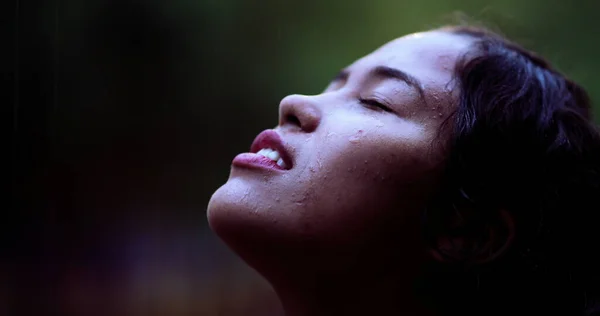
[257,148,288,169]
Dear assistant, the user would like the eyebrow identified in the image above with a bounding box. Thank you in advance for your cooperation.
[333,65,425,98]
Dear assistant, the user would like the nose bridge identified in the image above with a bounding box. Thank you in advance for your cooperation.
[278,94,322,132]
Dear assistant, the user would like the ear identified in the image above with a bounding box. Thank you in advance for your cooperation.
[428,209,515,264]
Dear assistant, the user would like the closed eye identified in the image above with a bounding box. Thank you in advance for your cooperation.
[358,97,394,113]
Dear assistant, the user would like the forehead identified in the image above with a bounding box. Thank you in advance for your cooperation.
[349,31,473,88]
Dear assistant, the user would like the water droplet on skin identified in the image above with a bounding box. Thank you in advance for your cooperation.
[275,197,280,202]
[349,129,364,143]
[376,121,384,127]
[364,160,368,164]
[438,112,443,117]
[239,189,250,203]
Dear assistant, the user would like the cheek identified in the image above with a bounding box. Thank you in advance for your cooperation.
[313,121,433,188]
[315,141,430,200]
[297,130,437,232]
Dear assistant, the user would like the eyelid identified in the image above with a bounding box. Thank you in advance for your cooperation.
[359,93,395,113]
[358,95,397,114]
[372,92,393,107]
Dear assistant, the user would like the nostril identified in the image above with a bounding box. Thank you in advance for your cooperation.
[286,114,301,127]
[278,94,321,132]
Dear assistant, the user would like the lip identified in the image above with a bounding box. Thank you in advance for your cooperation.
[231,130,293,171]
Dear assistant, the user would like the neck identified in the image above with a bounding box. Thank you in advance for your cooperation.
[267,255,435,316]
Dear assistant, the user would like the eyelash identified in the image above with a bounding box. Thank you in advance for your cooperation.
[358,97,393,113]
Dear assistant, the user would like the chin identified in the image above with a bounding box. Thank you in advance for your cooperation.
[207,180,253,236]
[207,178,290,247]
[207,179,307,275]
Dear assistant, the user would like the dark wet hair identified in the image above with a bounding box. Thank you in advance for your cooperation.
[420,26,600,315]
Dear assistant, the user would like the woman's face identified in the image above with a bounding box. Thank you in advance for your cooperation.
[208,31,473,267]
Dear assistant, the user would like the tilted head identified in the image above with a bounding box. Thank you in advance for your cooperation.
[207,26,600,315]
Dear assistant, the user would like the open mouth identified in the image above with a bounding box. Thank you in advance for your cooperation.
[255,148,288,169]
[250,130,294,170]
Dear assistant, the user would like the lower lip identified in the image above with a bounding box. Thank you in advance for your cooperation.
[232,153,286,171]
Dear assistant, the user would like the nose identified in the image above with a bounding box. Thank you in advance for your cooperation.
[278,94,322,133]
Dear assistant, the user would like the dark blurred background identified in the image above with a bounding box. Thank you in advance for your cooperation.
[7,0,600,315]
